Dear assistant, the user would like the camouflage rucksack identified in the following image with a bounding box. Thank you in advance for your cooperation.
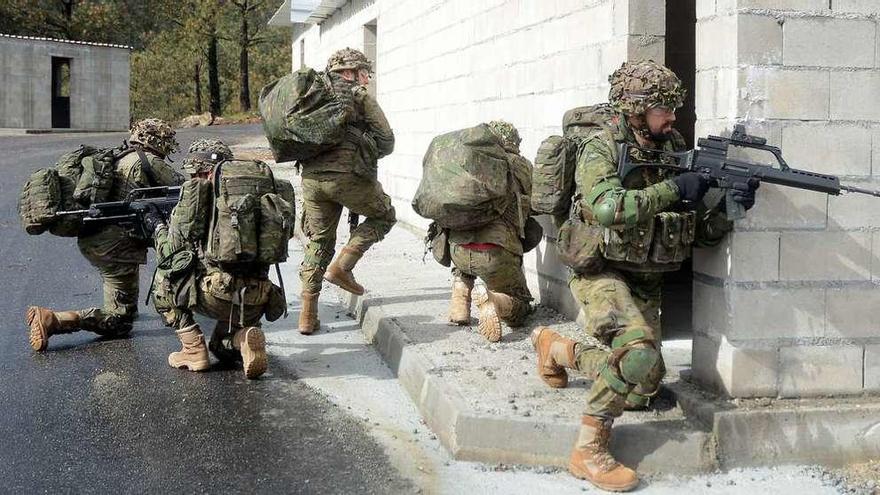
[412,124,514,231]
[530,104,617,217]
[205,160,295,266]
[259,68,354,163]
[18,145,109,236]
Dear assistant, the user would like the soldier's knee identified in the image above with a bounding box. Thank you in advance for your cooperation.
[617,344,661,386]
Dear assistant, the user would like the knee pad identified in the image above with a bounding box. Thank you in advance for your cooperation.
[618,345,661,385]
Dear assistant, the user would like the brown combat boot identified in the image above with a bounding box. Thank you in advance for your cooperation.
[25,306,80,352]
[569,416,639,492]
[298,291,320,335]
[324,247,365,295]
[473,287,516,342]
[168,324,210,372]
[448,275,474,325]
[233,327,267,379]
[530,327,577,388]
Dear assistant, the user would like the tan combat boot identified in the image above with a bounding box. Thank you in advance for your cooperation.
[473,287,516,342]
[569,416,639,492]
[299,291,320,335]
[25,306,81,352]
[530,327,577,388]
[233,327,267,379]
[168,324,211,372]
[324,247,365,295]
[448,275,474,325]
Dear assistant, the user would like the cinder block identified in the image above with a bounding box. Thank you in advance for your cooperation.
[626,0,665,36]
[779,345,863,397]
[866,344,880,392]
[827,181,880,230]
[696,15,737,69]
[738,183,827,230]
[695,0,716,19]
[692,280,731,335]
[738,0,828,9]
[784,17,875,68]
[730,286,825,340]
[737,14,782,65]
[738,67,830,120]
[731,231,781,282]
[779,231,871,281]
[833,0,880,15]
[627,34,664,63]
[781,124,872,177]
[826,287,880,339]
[692,334,779,398]
[831,71,880,121]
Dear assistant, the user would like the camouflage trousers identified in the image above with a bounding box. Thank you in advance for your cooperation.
[76,257,140,337]
[568,269,665,419]
[299,172,397,293]
[450,243,532,326]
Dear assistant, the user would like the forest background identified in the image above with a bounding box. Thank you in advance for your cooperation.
[0,0,291,122]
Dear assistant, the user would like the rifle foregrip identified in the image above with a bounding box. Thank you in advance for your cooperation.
[725,191,747,221]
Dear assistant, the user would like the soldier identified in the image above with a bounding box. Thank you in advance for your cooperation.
[297,48,396,335]
[26,118,183,351]
[447,121,533,342]
[145,138,291,379]
[531,61,757,491]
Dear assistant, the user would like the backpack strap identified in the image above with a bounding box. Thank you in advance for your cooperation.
[135,147,159,187]
[262,161,287,318]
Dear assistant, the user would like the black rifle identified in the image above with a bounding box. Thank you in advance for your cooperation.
[55,186,181,239]
[617,124,880,220]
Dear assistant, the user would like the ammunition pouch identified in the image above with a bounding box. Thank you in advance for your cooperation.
[555,199,605,275]
[601,210,695,266]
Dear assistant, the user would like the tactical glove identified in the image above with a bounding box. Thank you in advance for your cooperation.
[728,179,760,211]
[672,172,712,203]
[142,204,166,236]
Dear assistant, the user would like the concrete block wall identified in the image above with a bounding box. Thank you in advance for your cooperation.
[0,37,129,130]
[292,0,667,317]
[692,0,880,398]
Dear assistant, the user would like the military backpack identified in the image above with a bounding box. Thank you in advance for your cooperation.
[205,159,296,267]
[412,124,515,231]
[259,68,354,163]
[530,104,617,218]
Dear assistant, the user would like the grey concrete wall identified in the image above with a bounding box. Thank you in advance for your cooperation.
[0,37,129,130]
[692,0,880,398]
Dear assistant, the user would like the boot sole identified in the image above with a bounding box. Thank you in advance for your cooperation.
[324,271,365,296]
[474,291,502,342]
[168,356,210,372]
[241,328,267,379]
[25,306,48,352]
[568,463,639,492]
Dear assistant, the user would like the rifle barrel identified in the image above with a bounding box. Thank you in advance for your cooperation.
[840,184,880,197]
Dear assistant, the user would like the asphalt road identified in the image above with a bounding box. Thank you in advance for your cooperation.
[0,125,413,494]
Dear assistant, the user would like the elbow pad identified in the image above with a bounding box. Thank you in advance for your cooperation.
[593,196,618,226]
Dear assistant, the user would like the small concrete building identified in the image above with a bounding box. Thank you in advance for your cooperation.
[272,1,880,403]
[0,34,131,131]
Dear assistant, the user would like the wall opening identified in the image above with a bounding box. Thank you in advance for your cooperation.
[662,0,696,340]
[51,57,71,129]
[364,20,377,97]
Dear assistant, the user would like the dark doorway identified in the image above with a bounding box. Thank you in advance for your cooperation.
[663,0,696,340]
[51,57,71,128]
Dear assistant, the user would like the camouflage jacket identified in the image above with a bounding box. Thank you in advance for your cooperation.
[78,148,183,264]
[300,73,395,178]
[575,115,731,271]
[448,153,533,256]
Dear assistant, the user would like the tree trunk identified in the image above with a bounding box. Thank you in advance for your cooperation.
[208,34,221,116]
[194,62,202,114]
[238,4,251,112]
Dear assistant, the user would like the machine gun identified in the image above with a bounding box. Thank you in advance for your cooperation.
[54,186,181,239]
[617,125,880,220]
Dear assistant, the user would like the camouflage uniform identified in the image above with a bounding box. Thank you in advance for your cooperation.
[447,121,534,331]
[298,48,395,333]
[68,119,183,335]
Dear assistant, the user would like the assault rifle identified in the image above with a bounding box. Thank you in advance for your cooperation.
[617,125,880,220]
[55,186,181,239]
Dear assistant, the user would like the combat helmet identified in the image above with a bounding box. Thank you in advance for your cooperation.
[608,60,686,115]
[326,47,373,73]
[129,118,179,157]
[182,138,233,174]
[487,120,521,153]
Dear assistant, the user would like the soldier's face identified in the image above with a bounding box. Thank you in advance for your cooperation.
[357,69,371,86]
[645,107,676,138]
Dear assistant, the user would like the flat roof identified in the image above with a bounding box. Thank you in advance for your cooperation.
[0,33,132,50]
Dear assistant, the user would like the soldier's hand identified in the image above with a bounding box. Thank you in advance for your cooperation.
[142,204,166,236]
[672,172,712,203]
[729,178,760,211]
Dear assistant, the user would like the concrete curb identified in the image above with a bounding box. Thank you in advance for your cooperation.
[343,291,717,474]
